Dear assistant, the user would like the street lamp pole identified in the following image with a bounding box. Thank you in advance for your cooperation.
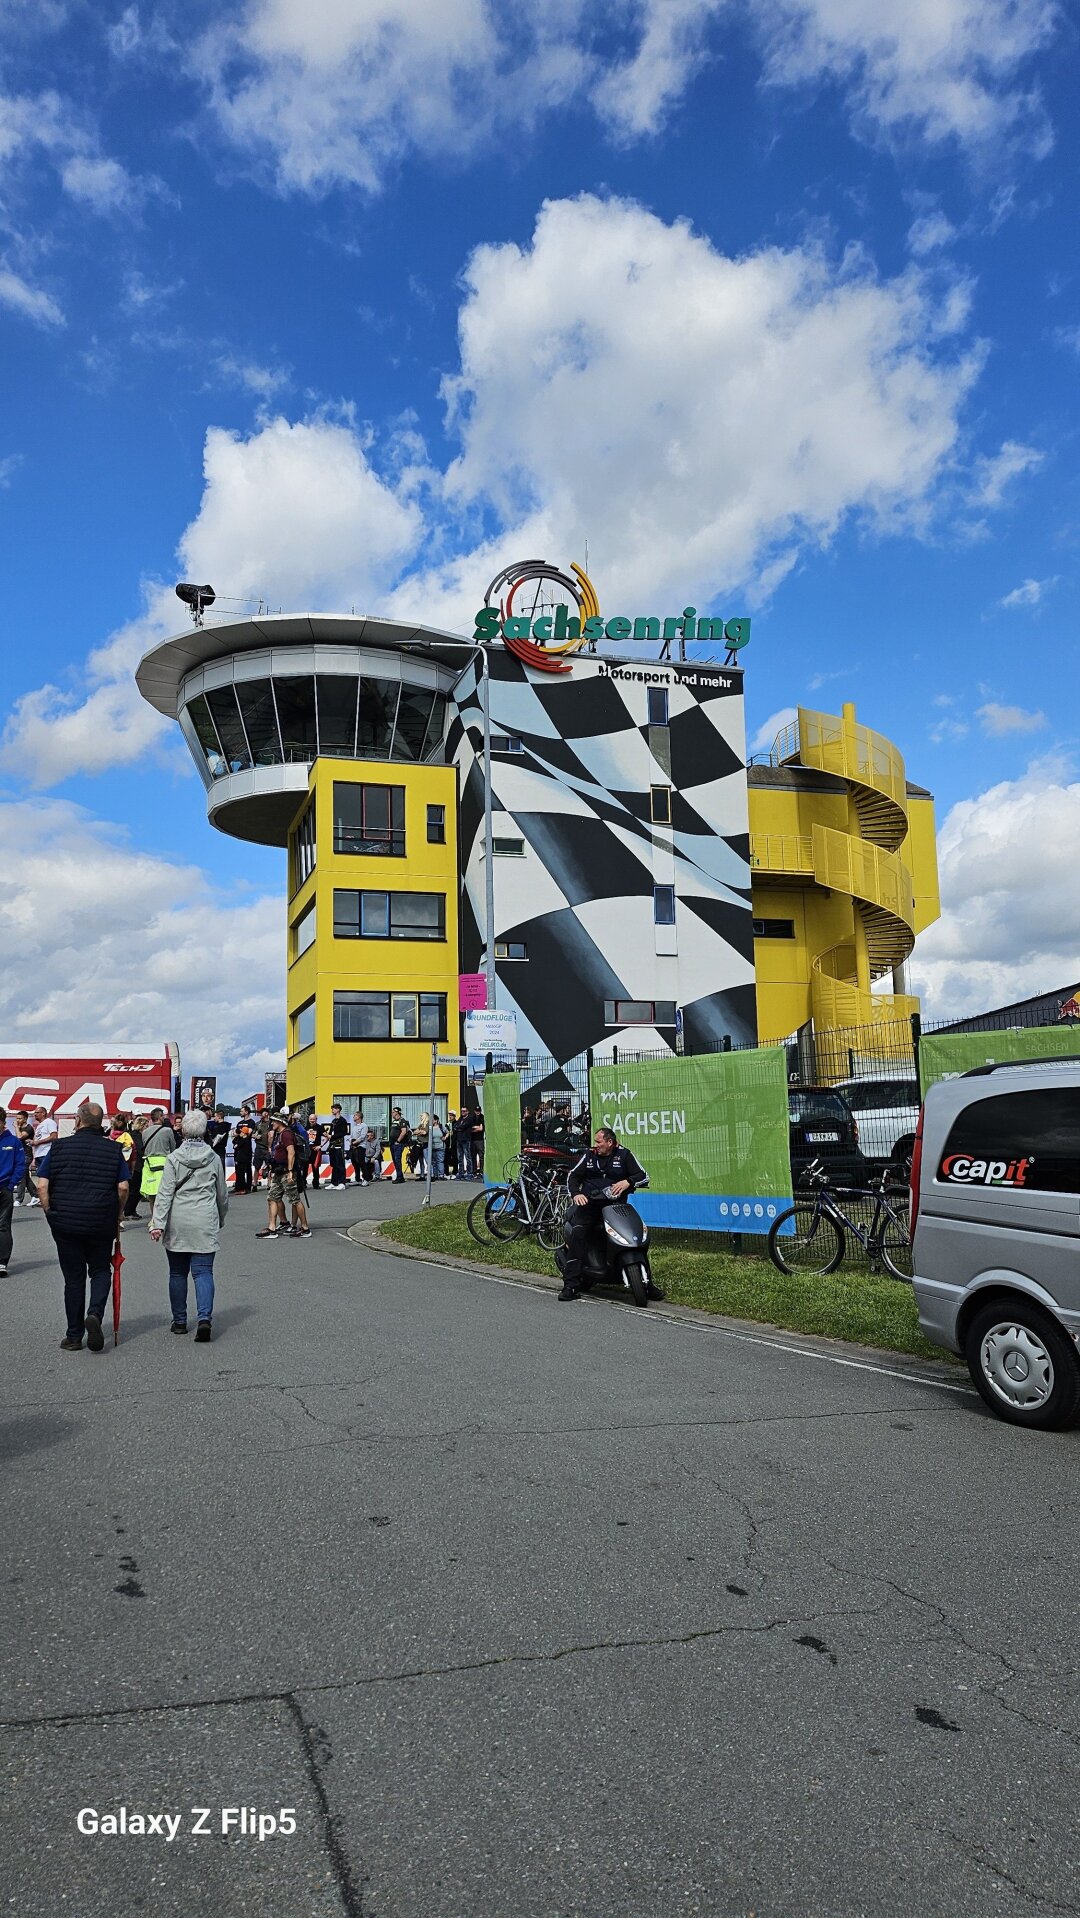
[446,639,497,1013]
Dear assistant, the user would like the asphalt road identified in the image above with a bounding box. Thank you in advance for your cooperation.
[2,1177,1078,1918]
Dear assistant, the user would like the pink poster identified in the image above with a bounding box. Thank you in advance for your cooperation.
[459,973,488,1011]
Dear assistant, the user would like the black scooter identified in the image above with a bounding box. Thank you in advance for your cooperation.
[561,1187,657,1307]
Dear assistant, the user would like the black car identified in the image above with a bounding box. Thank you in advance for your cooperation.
[788,1085,867,1187]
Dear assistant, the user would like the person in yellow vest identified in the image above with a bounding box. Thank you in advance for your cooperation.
[139,1107,177,1211]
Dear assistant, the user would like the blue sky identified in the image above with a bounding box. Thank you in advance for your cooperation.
[1,0,1077,1091]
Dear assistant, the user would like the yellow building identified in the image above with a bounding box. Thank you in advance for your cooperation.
[285,757,461,1134]
[748,703,940,1057]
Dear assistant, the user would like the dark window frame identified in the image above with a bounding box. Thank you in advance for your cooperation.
[653,884,676,926]
[293,998,316,1052]
[290,799,316,897]
[647,687,669,726]
[333,889,446,942]
[333,781,406,858]
[333,990,448,1043]
[427,804,446,845]
[649,785,672,824]
[753,918,797,939]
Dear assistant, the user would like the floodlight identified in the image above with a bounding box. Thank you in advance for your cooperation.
[175,582,216,625]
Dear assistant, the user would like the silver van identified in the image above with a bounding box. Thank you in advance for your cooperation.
[911,1060,1080,1429]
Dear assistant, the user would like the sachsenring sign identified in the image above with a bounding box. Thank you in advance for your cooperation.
[473,557,750,675]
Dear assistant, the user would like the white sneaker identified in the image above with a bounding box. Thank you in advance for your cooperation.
[0,1263,7,1275]
[28,1196,40,1206]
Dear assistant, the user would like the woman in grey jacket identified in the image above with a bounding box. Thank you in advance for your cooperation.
[150,1109,228,1342]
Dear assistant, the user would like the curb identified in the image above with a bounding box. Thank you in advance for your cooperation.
[349,1218,965,1387]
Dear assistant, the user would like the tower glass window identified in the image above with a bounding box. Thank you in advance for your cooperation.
[205,686,252,772]
[274,676,319,761]
[236,680,279,766]
[647,687,669,726]
[650,785,672,824]
[653,885,676,925]
[427,805,446,844]
[357,680,398,759]
[316,676,359,757]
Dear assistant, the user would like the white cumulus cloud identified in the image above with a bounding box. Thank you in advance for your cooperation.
[910,756,1080,1016]
[977,700,1047,735]
[0,799,286,1101]
[755,0,1056,152]
[0,412,426,786]
[410,195,976,626]
[750,707,798,754]
[0,263,64,327]
[998,575,1055,609]
[969,437,1043,508]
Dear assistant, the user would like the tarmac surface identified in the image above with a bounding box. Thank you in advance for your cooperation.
[3,1174,1079,1918]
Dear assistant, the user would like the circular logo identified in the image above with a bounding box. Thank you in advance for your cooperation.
[484,559,600,674]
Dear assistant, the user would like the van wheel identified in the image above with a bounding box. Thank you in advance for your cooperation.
[964,1299,1080,1430]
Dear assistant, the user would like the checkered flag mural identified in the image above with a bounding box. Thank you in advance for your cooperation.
[449,650,757,1071]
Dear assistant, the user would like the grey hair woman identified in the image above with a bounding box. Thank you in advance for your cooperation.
[149,1107,228,1342]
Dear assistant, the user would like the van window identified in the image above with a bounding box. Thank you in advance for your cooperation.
[936,1087,1080,1195]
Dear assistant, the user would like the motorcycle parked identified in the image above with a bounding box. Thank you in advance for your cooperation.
[560,1187,657,1307]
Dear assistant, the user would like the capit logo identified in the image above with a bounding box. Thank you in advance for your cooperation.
[938,1153,1034,1187]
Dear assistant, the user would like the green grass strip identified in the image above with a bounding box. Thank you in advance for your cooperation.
[377,1202,955,1363]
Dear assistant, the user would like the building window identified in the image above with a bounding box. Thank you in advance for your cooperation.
[290,799,316,895]
[647,687,669,726]
[650,785,672,824]
[294,999,315,1051]
[333,991,448,1042]
[333,782,405,857]
[292,901,316,958]
[495,941,528,960]
[491,733,523,753]
[333,890,446,941]
[492,837,525,857]
[604,1000,678,1026]
[427,803,446,844]
[653,885,676,925]
[753,918,796,939]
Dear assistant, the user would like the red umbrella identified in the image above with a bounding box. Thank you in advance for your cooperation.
[112,1235,124,1346]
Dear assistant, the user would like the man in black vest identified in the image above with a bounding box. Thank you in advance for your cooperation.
[37,1102,130,1352]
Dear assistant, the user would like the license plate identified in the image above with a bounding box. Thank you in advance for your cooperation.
[807,1131,838,1142]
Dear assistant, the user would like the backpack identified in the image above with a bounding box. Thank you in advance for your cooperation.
[290,1123,311,1170]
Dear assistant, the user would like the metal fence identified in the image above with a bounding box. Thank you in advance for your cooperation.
[487,999,1079,1180]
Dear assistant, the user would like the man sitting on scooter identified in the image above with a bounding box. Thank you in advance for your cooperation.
[559,1127,658,1303]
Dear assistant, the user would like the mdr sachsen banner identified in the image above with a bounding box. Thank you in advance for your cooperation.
[589,1049,793,1232]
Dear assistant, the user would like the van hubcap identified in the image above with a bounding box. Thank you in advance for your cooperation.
[981,1323,1054,1411]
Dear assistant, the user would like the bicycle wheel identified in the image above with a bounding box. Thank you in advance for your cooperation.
[534,1197,570,1253]
[467,1190,499,1245]
[878,1200,913,1281]
[768,1203,844,1276]
[486,1185,527,1241]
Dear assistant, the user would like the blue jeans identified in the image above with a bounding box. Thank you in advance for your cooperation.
[431,1145,445,1178]
[167,1250,215,1327]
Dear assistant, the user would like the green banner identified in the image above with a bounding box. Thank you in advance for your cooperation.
[588,1050,792,1232]
[920,1026,1080,1094]
[480,1069,521,1184]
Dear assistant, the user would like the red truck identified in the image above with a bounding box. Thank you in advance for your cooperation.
[0,1044,181,1129]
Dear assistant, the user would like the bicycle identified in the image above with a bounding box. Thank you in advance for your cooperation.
[767,1160,913,1281]
[466,1153,572,1253]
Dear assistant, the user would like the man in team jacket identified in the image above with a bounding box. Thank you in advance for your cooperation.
[36,1103,130,1351]
[559,1127,653,1304]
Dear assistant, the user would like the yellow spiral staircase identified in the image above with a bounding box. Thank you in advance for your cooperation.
[751,704,920,1034]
